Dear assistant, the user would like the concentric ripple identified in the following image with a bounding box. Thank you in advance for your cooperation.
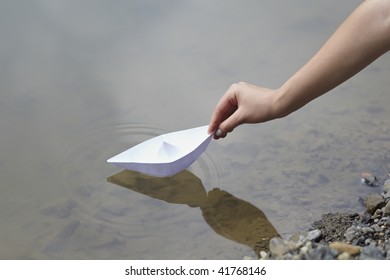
[56,121,225,231]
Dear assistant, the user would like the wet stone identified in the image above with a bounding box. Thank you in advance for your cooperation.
[344,225,359,242]
[364,194,386,215]
[360,245,385,260]
[304,244,336,260]
[361,227,375,234]
[382,179,390,199]
[361,172,379,187]
[384,179,390,193]
[383,201,390,216]
[371,224,383,232]
[259,251,268,259]
[337,252,352,260]
[372,209,382,219]
[329,241,361,256]
[269,237,290,257]
[260,174,390,260]
[304,229,322,242]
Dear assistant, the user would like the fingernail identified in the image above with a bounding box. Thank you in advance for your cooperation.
[215,129,223,137]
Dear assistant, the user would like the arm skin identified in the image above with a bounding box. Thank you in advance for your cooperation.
[208,0,390,139]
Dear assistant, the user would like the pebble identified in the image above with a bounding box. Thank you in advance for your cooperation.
[269,237,291,257]
[383,201,390,216]
[259,251,268,259]
[304,244,335,260]
[337,252,351,260]
[361,227,374,234]
[258,172,390,260]
[384,179,390,193]
[361,172,378,187]
[383,179,390,199]
[364,194,385,215]
[371,224,382,232]
[329,241,361,256]
[360,245,385,260]
[344,226,358,242]
[304,229,322,242]
[373,209,382,219]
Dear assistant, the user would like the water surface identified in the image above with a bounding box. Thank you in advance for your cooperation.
[1,0,389,259]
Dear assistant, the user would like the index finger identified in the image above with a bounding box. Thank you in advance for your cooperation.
[208,91,238,134]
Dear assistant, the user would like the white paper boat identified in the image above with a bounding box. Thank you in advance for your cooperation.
[107,125,213,177]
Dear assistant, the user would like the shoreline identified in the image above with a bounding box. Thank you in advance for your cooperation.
[259,173,390,260]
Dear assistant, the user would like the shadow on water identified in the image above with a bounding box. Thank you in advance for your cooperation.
[107,169,279,257]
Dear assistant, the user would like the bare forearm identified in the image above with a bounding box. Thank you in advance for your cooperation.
[275,0,390,117]
[208,0,390,137]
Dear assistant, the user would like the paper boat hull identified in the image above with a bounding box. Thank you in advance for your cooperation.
[107,125,213,177]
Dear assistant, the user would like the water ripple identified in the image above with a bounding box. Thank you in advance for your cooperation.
[57,121,225,231]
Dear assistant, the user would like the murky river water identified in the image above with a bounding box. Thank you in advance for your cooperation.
[0,0,389,259]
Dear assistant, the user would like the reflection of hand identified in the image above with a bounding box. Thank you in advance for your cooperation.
[201,188,279,255]
[208,82,280,139]
[108,171,280,257]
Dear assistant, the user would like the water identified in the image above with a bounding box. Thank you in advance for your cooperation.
[0,0,389,259]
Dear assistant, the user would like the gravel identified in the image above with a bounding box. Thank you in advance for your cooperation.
[258,174,390,260]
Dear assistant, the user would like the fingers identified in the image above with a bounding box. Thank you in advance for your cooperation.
[209,82,278,139]
[215,128,226,138]
[208,83,247,139]
[209,105,236,135]
[212,114,242,139]
[216,108,244,138]
[210,106,243,139]
[208,87,238,136]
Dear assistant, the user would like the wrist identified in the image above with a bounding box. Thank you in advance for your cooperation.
[272,86,291,119]
[274,77,314,119]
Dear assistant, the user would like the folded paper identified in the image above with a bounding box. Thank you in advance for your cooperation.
[107,125,213,177]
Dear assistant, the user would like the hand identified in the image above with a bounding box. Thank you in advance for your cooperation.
[208,1,390,140]
[208,82,281,139]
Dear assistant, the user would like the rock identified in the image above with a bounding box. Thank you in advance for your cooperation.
[299,245,309,255]
[337,252,352,260]
[344,225,359,242]
[372,209,382,219]
[269,237,290,257]
[384,179,390,193]
[360,213,371,224]
[360,245,385,260]
[383,201,390,216]
[361,227,375,234]
[383,179,390,199]
[365,238,373,246]
[371,224,383,232]
[361,172,378,187]
[364,194,386,215]
[305,244,336,260]
[262,176,390,260]
[304,229,322,242]
[259,251,268,259]
[329,241,361,256]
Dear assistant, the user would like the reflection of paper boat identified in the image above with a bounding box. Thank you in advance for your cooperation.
[107,125,213,177]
